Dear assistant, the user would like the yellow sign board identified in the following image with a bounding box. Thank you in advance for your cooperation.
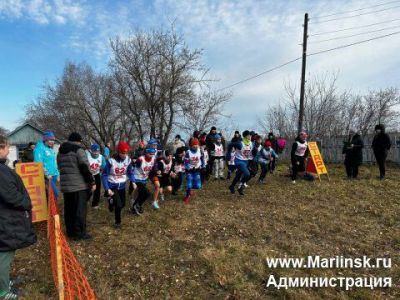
[15,163,48,223]
[306,142,328,179]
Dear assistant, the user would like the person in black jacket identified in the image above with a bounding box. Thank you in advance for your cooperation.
[0,135,36,299]
[342,130,364,179]
[57,132,96,240]
[21,142,35,163]
[371,124,391,180]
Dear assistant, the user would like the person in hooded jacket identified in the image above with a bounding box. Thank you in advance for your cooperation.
[57,133,96,240]
[0,135,36,300]
[371,124,391,180]
[34,131,60,198]
[342,130,364,179]
[290,131,309,183]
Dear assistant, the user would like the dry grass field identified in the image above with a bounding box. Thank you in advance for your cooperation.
[12,163,400,299]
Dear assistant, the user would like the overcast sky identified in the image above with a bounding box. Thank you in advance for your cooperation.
[1,0,400,132]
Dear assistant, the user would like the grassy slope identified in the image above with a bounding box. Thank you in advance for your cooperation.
[13,164,400,299]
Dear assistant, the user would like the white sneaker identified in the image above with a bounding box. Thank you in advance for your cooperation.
[152,201,160,209]
[244,183,249,188]
[160,194,165,201]
[292,180,296,184]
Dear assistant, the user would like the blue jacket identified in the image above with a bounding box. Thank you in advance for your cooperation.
[33,140,59,177]
[103,147,110,159]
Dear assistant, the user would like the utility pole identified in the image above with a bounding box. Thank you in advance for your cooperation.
[298,13,309,134]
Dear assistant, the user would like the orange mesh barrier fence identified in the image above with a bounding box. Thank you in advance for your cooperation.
[48,186,97,300]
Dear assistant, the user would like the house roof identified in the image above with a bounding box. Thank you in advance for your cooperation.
[7,123,62,143]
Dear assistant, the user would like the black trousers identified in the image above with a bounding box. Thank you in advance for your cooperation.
[374,151,387,178]
[291,156,305,180]
[133,182,151,207]
[110,188,126,224]
[269,159,276,172]
[259,163,270,181]
[64,189,89,238]
[172,172,184,193]
[248,160,258,180]
[345,160,359,178]
[90,174,102,207]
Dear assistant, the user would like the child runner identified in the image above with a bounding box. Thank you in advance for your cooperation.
[171,147,186,195]
[210,134,225,180]
[290,131,308,183]
[101,141,135,228]
[248,135,263,182]
[227,146,236,180]
[131,146,157,215]
[258,141,278,183]
[227,130,256,196]
[86,144,106,209]
[183,138,205,204]
[199,136,209,184]
[151,150,174,208]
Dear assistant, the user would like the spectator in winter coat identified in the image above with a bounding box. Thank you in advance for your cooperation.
[21,142,35,163]
[230,131,242,144]
[172,135,186,154]
[342,130,364,179]
[0,135,36,300]
[34,131,60,198]
[57,132,96,240]
[371,124,392,180]
[205,126,219,149]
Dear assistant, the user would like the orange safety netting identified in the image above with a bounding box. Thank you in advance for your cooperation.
[48,186,97,300]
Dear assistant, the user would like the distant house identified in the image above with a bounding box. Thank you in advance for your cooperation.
[6,123,61,167]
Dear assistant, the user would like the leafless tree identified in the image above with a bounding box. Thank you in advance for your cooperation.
[110,27,225,147]
[258,73,400,139]
[177,89,231,137]
[25,62,122,146]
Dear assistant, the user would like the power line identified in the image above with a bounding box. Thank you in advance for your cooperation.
[314,0,400,19]
[216,58,302,92]
[216,30,400,91]
[308,24,400,44]
[308,30,400,56]
[309,17,400,36]
[310,5,400,24]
